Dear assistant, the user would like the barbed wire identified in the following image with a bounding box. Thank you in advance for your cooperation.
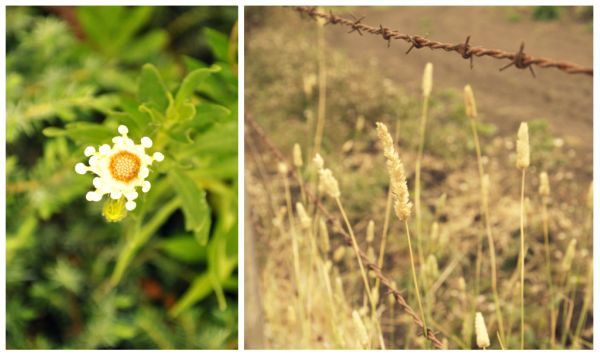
[293,6,593,77]
[246,115,446,349]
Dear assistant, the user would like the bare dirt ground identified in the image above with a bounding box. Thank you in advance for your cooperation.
[314,7,593,154]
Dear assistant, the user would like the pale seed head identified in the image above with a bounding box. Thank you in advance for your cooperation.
[475,312,491,348]
[422,62,433,97]
[296,202,311,229]
[313,153,324,170]
[352,310,370,348]
[366,219,375,243]
[376,122,412,221]
[318,218,330,253]
[318,168,340,198]
[516,122,530,169]
[277,162,288,175]
[293,143,303,168]
[539,171,550,197]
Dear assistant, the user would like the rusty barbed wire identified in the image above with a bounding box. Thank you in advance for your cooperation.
[293,6,593,77]
[246,115,446,349]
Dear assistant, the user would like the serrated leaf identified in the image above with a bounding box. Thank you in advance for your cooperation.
[169,169,211,245]
[138,63,169,112]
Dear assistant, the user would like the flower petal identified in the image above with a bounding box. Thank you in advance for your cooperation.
[75,163,87,175]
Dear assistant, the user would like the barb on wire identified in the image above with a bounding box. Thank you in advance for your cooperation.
[246,115,446,349]
[293,6,592,77]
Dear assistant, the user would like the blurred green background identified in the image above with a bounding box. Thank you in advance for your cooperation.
[6,6,238,349]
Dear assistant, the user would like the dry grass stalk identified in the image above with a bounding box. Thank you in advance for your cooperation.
[516,121,530,349]
[414,62,433,264]
[539,171,556,347]
[318,163,385,348]
[376,121,427,344]
[313,16,327,157]
[375,123,412,220]
[293,143,307,204]
[464,84,505,346]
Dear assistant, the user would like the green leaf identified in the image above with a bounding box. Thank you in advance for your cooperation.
[175,66,221,108]
[203,28,229,63]
[195,102,232,124]
[169,223,237,317]
[138,64,169,112]
[139,103,166,124]
[112,7,154,51]
[77,6,154,56]
[158,235,206,263]
[122,30,168,63]
[169,169,211,245]
[43,122,115,145]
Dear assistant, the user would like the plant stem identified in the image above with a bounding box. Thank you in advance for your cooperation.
[519,168,526,349]
[414,94,430,266]
[336,197,386,350]
[404,220,428,345]
[282,172,308,343]
[109,197,180,287]
[296,167,307,205]
[313,23,327,158]
[470,118,505,345]
[572,261,592,348]
[541,199,556,348]
[375,119,400,295]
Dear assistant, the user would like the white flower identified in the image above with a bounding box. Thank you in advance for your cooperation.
[75,125,164,211]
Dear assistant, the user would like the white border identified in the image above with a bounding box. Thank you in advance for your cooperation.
[2,1,598,354]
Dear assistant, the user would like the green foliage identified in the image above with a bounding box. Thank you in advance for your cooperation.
[533,6,562,21]
[7,6,237,349]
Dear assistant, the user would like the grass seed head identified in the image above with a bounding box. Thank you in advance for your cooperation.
[352,310,370,348]
[464,84,477,119]
[376,122,412,221]
[561,238,577,272]
[516,122,530,169]
[313,153,324,170]
[296,202,311,229]
[318,218,330,253]
[475,312,491,349]
[539,171,550,197]
[333,245,346,262]
[293,143,303,168]
[277,162,289,175]
[355,115,366,132]
[422,62,433,97]
[366,219,375,242]
[318,168,340,198]
[425,254,439,281]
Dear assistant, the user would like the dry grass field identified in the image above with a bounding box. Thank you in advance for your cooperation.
[244,6,593,350]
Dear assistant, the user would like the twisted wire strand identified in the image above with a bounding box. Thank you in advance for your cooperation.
[293,6,592,77]
[246,115,446,349]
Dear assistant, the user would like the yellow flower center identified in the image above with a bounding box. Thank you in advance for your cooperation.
[109,151,141,182]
